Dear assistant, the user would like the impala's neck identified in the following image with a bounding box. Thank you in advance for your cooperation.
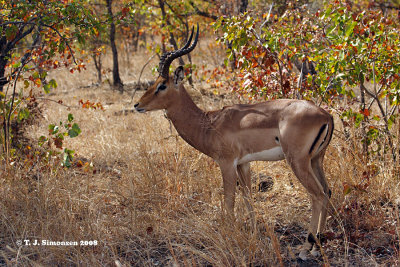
[165,86,214,156]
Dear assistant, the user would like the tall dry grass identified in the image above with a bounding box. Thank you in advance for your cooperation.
[1,44,400,266]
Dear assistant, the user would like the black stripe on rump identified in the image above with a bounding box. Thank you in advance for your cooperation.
[309,124,328,154]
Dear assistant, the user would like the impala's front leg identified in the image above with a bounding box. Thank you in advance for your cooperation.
[237,163,255,226]
[219,161,239,220]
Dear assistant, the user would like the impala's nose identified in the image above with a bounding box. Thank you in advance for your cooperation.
[134,103,145,113]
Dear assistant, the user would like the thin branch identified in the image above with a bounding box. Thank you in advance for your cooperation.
[297,61,303,99]
[251,28,286,93]
[130,53,156,103]
[35,97,75,109]
[260,3,274,31]
[188,1,218,20]
[373,61,377,94]
[362,82,396,160]
[5,59,25,156]
[388,105,397,118]
[366,83,384,110]
[0,21,36,26]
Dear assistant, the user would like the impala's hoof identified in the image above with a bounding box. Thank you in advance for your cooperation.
[310,246,321,257]
[298,249,309,261]
[298,242,312,261]
[298,243,321,261]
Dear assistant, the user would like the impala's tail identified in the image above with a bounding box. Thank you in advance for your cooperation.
[309,115,334,155]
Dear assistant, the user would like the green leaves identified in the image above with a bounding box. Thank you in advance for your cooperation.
[48,124,59,135]
[63,148,75,168]
[42,113,81,167]
[43,79,58,94]
[17,108,30,122]
[68,113,74,123]
[68,123,81,138]
[345,21,357,38]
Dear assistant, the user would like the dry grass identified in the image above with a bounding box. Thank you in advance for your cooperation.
[1,45,400,266]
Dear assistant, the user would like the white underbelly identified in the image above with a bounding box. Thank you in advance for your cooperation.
[237,146,285,164]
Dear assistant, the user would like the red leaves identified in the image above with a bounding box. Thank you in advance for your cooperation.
[119,7,130,20]
[53,136,63,149]
[343,164,377,196]
[360,108,370,117]
[262,52,275,68]
[146,226,153,235]
[79,99,104,110]
[121,7,129,16]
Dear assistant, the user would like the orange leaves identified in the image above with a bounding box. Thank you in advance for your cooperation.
[69,63,86,73]
[138,28,145,36]
[75,160,93,172]
[201,66,231,89]
[28,76,42,87]
[76,63,86,72]
[53,60,60,69]
[79,99,104,110]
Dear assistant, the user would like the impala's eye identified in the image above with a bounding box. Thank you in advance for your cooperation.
[156,83,167,93]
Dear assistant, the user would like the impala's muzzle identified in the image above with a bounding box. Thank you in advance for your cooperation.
[134,103,145,113]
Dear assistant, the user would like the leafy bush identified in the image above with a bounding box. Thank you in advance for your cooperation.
[214,0,400,164]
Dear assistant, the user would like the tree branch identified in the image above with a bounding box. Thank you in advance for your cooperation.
[188,1,218,20]
[130,53,156,103]
[1,20,78,65]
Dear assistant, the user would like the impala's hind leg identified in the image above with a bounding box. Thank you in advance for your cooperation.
[283,154,328,260]
[310,152,331,236]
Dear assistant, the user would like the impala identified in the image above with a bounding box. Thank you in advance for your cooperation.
[134,26,334,260]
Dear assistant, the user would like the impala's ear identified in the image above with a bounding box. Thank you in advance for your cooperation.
[173,66,184,86]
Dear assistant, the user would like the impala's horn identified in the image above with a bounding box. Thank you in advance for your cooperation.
[158,24,199,79]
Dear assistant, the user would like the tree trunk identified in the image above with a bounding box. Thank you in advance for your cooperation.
[106,0,123,91]
[359,81,369,161]
[0,59,7,93]
[239,0,248,13]
[92,54,102,84]
[227,41,236,71]
[0,36,9,94]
